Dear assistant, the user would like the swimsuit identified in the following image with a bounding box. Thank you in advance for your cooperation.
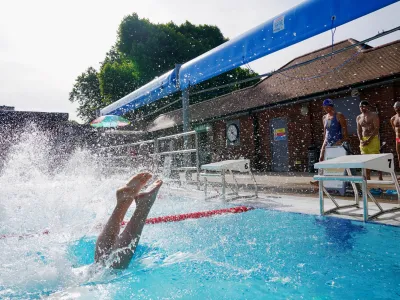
[325,113,342,146]
[396,138,400,144]
[360,136,380,154]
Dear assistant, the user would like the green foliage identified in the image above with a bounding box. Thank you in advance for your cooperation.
[99,58,139,104]
[69,67,101,122]
[70,13,259,122]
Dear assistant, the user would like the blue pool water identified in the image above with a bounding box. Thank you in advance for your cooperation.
[16,209,399,299]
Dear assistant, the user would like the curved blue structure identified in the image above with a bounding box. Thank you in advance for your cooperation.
[100,68,180,116]
[100,0,398,116]
[179,0,398,89]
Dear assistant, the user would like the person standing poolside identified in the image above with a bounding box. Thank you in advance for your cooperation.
[95,172,162,269]
[310,99,349,186]
[319,99,349,162]
[356,100,382,180]
[390,101,400,169]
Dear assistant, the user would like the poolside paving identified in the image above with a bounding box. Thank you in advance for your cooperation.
[181,171,400,226]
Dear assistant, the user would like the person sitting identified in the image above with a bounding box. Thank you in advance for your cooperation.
[95,172,162,269]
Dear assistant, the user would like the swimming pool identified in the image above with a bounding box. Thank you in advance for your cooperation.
[1,132,400,299]
[3,208,400,299]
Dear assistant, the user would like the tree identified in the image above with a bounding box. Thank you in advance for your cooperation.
[98,57,140,104]
[69,67,101,122]
[70,13,259,122]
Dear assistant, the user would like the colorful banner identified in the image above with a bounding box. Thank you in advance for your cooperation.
[274,128,287,141]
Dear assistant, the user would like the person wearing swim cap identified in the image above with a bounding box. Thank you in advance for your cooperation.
[95,172,163,269]
[319,99,349,161]
[356,100,382,180]
[390,101,400,169]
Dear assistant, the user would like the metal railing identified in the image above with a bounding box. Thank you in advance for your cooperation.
[97,131,200,186]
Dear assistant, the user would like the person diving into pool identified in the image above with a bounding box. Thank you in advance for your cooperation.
[95,172,162,269]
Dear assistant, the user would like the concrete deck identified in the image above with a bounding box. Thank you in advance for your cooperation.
[232,193,400,226]
[179,171,400,226]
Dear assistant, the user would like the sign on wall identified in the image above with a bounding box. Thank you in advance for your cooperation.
[274,128,287,141]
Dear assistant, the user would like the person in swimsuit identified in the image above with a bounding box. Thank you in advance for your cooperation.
[95,172,162,269]
[310,99,349,186]
[390,101,400,169]
[356,100,382,180]
[319,99,349,161]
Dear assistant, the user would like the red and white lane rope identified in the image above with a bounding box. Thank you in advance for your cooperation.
[0,206,254,240]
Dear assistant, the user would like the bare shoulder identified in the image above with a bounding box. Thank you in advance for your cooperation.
[336,112,346,120]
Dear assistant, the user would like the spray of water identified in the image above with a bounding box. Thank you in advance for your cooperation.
[0,127,219,298]
[0,127,131,297]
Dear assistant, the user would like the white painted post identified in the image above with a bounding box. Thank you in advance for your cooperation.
[362,168,368,222]
[319,179,324,215]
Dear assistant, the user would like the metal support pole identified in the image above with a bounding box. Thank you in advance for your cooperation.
[204,172,208,199]
[222,170,226,202]
[346,168,359,206]
[319,179,324,215]
[362,169,368,222]
[153,138,158,173]
[195,132,200,189]
[182,89,190,135]
[249,170,258,198]
[182,89,190,169]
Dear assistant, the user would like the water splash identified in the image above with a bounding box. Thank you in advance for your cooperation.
[0,127,129,297]
[0,127,218,298]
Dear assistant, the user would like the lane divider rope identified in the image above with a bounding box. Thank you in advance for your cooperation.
[0,206,254,240]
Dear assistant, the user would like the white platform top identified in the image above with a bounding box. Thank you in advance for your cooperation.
[314,153,394,173]
[201,159,250,172]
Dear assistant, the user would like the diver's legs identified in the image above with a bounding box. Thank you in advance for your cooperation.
[110,180,162,269]
[95,173,151,262]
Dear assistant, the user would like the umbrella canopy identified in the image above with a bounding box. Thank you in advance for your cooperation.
[90,115,130,128]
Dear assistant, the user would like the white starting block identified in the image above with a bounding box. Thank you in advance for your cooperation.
[314,153,400,222]
[200,159,258,201]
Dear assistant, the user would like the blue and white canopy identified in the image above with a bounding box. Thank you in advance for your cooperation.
[100,68,180,116]
[100,0,398,116]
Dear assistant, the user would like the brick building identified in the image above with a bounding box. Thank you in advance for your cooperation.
[146,39,400,172]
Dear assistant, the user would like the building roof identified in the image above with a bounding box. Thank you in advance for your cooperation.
[0,110,69,124]
[148,39,400,132]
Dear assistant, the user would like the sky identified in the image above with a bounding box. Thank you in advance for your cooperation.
[0,0,399,122]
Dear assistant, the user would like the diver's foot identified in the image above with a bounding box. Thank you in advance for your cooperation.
[135,180,163,210]
[310,180,319,186]
[116,172,152,205]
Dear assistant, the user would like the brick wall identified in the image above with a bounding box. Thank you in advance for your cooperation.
[207,82,400,172]
[211,116,255,163]
[255,103,313,171]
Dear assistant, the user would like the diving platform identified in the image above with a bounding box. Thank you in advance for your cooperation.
[314,153,400,222]
[200,159,258,201]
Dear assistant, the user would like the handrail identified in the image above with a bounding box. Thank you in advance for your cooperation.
[96,130,200,189]
[98,139,154,150]
[157,130,196,141]
[154,149,197,156]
